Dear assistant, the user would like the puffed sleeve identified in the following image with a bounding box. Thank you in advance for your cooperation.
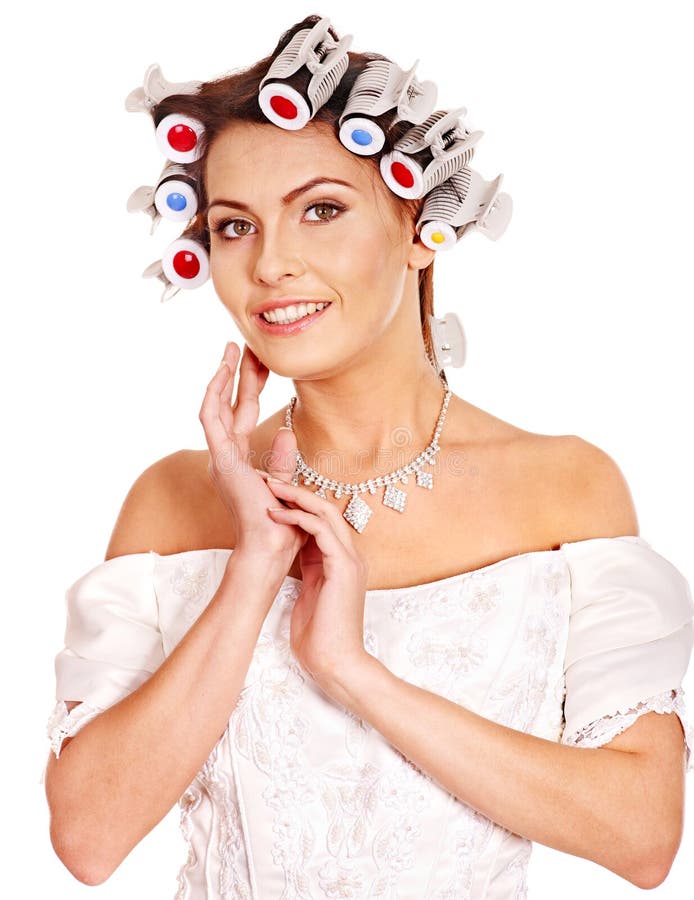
[44,552,164,763]
[560,535,694,772]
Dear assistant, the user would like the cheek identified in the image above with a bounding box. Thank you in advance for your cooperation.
[311,222,404,286]
[209,256,245,324]
[209,243,240,298]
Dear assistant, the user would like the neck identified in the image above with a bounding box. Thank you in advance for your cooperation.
[287,362,448,484]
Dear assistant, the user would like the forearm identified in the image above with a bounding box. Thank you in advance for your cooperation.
[47,550,288,885]
[330,655,660,888]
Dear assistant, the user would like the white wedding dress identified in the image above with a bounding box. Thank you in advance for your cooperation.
[43,535,694,898]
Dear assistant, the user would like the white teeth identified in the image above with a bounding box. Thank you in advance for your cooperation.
[261,302,330,324]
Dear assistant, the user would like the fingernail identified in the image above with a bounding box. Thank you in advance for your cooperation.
[267,474,283,482]
[278,426,293,432]
[267,506,286,513]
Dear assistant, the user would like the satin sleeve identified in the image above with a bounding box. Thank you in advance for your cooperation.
[560,536,694,771]
[44,552,164,762]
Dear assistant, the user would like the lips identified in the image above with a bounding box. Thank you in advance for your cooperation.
[253,300,332,335]
[252,298,332,316]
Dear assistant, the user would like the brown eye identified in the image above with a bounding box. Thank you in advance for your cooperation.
[214,219,257,240]
[305,202,343,223]
[230,221,252,236]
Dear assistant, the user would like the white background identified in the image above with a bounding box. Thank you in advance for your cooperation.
[4,0,692,896]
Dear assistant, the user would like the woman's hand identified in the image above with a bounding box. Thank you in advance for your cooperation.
[200,341,308,565]
[260,474,371,697]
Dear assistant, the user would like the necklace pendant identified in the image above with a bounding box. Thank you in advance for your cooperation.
[383,483,407,513]
[287,379,450,533]
[416,469,433,489]
[343,494,373,533]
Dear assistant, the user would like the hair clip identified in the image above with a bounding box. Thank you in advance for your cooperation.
[127,164,199,234]
[417,168,513,249]
[142,237,209,301]
[258,16,352,130]
[125,63,202,114]
[428,312,467,370]
[125,65,205,163]
[380,108,481,199]
[338,59,437,156]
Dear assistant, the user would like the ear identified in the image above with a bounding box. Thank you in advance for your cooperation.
[407,230,436,271]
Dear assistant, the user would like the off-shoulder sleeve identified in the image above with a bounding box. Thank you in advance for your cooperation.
[560,536,694,772]
[45,552,164,762]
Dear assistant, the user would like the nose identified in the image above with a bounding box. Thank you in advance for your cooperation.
[252,224,306,286]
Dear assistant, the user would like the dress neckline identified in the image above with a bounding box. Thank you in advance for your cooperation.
[151,535,647,595]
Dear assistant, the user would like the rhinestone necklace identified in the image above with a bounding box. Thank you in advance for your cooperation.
[283,378,452,533]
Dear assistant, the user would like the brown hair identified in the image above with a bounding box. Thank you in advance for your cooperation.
[153,14,441,376]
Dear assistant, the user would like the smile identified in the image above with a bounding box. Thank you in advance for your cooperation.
[254,301,332,335]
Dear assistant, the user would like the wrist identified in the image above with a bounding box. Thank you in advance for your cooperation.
[225,545,293,587]
[323,651,383,709]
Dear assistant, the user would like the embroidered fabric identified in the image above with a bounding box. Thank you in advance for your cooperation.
[562,687,694,771]
[44,538,694,897]
[46,698,104,760]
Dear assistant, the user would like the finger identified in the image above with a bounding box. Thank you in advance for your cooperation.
[254,467,296,509]
[199,343,237,419]
[209,341,241,441]
[232,343,270,435]
[266,506,346,572]
[265,478,355,548]
[199,358,236,448]
[218,343,241,435]
[246,344,271,393]
[218,364,235,437]
[265,427,298,482]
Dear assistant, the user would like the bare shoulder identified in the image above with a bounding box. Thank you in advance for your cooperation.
[440,396,639,551]
[102,406,289,561]
[104,449,222,560]
[539,433,640,542]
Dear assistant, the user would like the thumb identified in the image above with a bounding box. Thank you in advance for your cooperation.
[266,426,298,483]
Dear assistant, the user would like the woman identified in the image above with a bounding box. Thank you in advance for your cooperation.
[43,14,694,897]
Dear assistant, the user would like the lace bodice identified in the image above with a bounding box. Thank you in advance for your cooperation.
[44,535,694,898]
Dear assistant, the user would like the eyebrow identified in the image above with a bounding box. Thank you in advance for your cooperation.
[206,177,357,216]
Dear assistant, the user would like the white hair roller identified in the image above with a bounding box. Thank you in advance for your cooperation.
[338,59,437,155]
[258,17,353,130]
[417,168,513,249]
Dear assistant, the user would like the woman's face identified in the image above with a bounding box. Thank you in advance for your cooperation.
[204,120,432,378]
